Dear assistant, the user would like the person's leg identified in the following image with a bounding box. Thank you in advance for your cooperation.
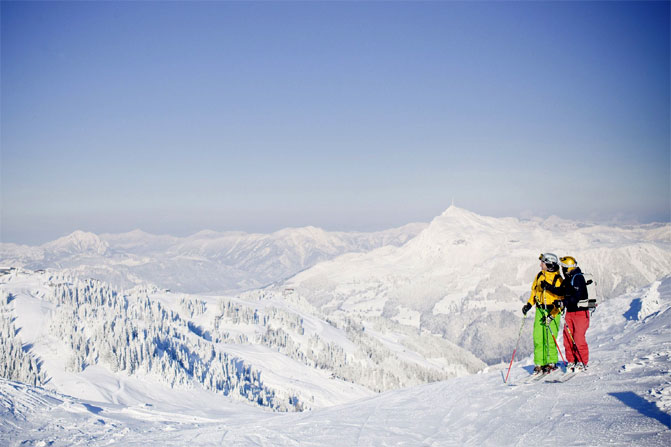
[533,309,545,367]
[546,315,560,365]
[572,310,590,365]
[563,313,576,363]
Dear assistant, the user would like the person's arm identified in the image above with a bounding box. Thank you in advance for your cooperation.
[541,279,563,296]
[523,273,541,315]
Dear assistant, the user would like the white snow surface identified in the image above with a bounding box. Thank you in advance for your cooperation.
[2,276,670,446]
[1,207,670,445]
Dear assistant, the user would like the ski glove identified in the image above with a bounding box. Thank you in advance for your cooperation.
[522,303,532,316]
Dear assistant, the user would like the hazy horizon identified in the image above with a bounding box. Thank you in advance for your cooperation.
[2,204,669,247]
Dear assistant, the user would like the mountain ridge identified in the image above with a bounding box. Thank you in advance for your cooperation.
[283,207,671,364]
[2,206,670,365]
[1,223,427,294]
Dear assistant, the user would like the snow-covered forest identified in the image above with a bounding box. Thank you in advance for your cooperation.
[0,291,45,387]
[0,268,482,413]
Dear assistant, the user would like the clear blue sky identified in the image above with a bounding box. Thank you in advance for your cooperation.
[2,1,669,244]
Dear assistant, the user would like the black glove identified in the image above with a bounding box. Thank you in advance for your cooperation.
[540,281,551,291]
[556,300,565,310]
[522,303,532,316]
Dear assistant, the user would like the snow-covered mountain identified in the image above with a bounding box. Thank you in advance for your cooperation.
[285,206,671,364]
[2,275,670,446]
[0,223,426,294]
[0,268,483,414]
[2,206,669,369]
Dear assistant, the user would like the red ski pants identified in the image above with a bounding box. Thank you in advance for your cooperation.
[563,310,590,364]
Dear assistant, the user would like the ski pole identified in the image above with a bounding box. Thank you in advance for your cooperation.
[548,319,567,364]
[563,320,586,366]
[504,313,528,383]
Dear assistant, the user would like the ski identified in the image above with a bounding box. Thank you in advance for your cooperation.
[546,360,598,383]
[525,372,546,384]
[509,369,555,386]
[507,373,537,386]
[546,370,578,383]
[538,367,562,382]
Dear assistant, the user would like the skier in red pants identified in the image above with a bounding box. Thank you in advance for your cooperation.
[541,256,591,371]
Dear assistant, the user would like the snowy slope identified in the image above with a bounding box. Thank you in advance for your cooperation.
[0,268,483,414]
[285,206,671,364]
[0,224,425,294]
[2,276,670,446]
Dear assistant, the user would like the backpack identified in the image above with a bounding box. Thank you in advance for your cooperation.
[571,272,597,309]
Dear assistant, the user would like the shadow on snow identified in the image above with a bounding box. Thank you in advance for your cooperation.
[609,391,670,429]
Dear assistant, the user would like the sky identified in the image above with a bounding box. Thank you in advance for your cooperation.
[1,1,669,245]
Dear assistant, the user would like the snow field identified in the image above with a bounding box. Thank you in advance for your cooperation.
[1,276,670,446]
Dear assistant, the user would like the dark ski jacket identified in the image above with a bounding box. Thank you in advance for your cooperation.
[543,267,588,313]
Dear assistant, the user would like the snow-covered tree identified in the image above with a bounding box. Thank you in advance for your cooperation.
[0,304,46,386]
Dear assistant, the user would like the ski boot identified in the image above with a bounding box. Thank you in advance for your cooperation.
[542,364,557,374]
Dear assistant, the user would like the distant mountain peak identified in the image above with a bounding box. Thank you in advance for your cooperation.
[43,230,109,256]
[428,206,493,232]
[273,226,329,239]
[439,205,477,217]
[127,229,151,237]
[189,229,224,239]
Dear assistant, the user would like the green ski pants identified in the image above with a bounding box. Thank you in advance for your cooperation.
[533,308,560,366]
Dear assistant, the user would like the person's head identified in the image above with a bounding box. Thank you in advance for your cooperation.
[560,256,578,276]
[539,253,559,272]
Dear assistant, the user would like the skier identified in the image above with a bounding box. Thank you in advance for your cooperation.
[541,256,590,372]
[522,253,563,374]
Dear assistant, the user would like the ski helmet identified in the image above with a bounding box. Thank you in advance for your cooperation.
[539,252,559,271]
[560,256,578,274]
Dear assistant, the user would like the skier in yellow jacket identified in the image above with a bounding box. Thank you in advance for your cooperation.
[522,253,563,374]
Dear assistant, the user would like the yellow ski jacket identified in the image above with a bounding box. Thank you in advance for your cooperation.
[527,270,563,317]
